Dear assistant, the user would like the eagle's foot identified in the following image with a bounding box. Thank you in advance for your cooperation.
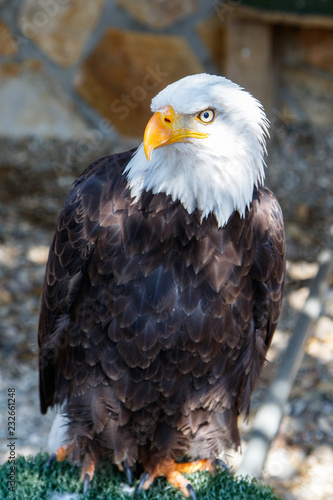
[48,443,97,494]
[83,474,91,495]
[137,458,215,498]
[80,452,97,494]
[117,461,133,486]
[214,457,229,473]
[46,453,57,469]
[125,465,134,486]
[46,443,75,470]
[54,443,75,462]
[186,483,197,500]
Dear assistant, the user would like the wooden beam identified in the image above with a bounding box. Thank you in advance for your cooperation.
[223,16,273,112]
[233,5,333,28]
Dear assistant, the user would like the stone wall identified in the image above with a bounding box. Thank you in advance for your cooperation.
[0,0,333,142]
[0,0,210,141]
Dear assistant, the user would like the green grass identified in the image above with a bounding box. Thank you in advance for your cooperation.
[0,453,282,499]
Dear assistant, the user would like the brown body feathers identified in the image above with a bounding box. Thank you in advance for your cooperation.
[39,149,285,473]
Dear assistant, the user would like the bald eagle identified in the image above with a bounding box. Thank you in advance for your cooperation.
[39,74,285,498]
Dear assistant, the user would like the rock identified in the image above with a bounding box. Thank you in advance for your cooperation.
[313,444,333,462]
[264,446,300,480]
[307,333,333,363]
[0,60,89,138]
[287,287,309,312]
[116,0,198,29]
[0,20,18,55]
[75,28,204,136]
[19,0,105,67]
[314,316,333,340]
[27,245,50,265]
[287,260,318,281]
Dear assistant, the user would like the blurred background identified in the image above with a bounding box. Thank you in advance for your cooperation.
[0,1,332,499]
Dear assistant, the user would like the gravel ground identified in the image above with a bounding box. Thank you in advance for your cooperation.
[0,125,332,499]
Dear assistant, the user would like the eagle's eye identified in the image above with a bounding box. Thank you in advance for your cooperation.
[197,109,215,124]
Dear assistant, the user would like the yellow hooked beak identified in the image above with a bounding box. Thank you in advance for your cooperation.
[143,105,209,161]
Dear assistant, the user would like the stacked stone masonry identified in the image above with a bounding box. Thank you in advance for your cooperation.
[0,0,332,138]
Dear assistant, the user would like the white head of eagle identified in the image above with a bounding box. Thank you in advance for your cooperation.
[125,73,269,228]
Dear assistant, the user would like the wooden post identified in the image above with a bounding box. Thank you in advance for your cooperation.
[223,15,273,113]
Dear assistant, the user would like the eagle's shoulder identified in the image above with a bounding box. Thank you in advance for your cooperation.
[250,186,286,283]
[74,149,135,186]
[70,148,135,215]
[43,150,135,295]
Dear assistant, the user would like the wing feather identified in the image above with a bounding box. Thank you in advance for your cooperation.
[38,151,134,413]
